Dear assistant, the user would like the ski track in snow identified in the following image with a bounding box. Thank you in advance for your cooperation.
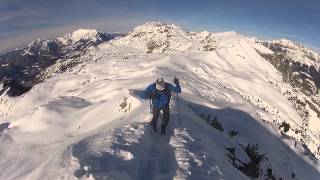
[0,23,319,180]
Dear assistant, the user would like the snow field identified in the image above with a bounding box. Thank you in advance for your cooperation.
[0,23,319,179]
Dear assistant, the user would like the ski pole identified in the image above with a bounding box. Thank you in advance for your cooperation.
[149,99,152,115]
[177,92,181,130]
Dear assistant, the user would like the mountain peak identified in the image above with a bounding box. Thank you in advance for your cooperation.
[270,38,300,49]
[110,21,195,53]
[27,38,45,47]
[57,28,102,44]
[136,21,180,28]
[129,21,184,35]
[71,28,99,42]
[24,38,55,55]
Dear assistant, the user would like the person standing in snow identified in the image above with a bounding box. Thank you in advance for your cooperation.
[141,77,181,135]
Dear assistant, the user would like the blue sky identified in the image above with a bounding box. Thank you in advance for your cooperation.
[0,0,319,53]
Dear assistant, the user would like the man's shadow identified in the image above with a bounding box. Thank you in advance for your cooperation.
[72,121,178,180]
[71,97,320,179]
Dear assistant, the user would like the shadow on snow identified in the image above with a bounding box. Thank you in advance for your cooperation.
[184,99,320,179]
[70,97,319,179]
[72,122,178,180]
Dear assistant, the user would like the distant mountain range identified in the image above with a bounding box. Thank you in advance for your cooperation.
[0,29,118,96]
[1,22,319,98]
[0,22,319,179]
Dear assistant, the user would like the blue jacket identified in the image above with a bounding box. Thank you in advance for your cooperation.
[141,82,181,108]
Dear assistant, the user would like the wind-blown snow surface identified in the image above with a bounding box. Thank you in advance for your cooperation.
[0,23,319,179]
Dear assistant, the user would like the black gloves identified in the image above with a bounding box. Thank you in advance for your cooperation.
[174,77,179,85]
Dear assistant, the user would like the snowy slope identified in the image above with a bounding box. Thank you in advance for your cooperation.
[261,39,320,70]
[0,22,319,180]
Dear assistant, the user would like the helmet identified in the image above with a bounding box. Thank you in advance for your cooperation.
[156,77,165,91]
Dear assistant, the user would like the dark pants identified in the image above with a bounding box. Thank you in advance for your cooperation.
[151,104,170,129]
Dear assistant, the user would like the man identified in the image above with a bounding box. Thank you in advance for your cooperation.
[141,77,181,135]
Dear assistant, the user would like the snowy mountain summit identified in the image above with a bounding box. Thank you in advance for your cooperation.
[113,22,216,53]
[69,29,100,42]
[0,22,320,180]
[58,28,111,45]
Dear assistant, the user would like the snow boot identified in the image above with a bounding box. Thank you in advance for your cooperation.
[152,122,157,133]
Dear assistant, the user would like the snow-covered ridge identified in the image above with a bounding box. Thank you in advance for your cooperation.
[271,39,302,50]
[19,28,109,57]
[0,28,114,98]
[23,38,57,55]
[130,21,184,35]
[57,28,111,45]
[58,28,98,44]
[258,38,320,71]
[110,21,217,53]
[71,29,99,42]
[254,37,320,97]
[22,28,108,48]
[1,22,320,179]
